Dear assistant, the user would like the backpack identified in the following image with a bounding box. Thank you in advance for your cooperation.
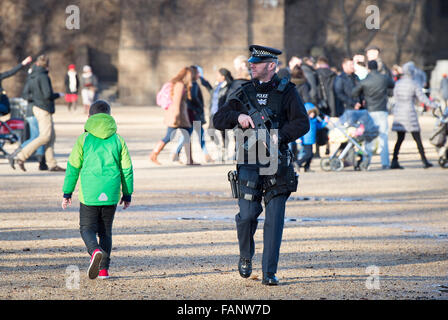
[156,82,173,110]
[317,69,341,117]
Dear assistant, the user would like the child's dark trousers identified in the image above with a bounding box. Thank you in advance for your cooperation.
[79,203,117,270]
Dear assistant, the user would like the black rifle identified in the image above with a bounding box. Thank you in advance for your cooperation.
[237,84,282,158]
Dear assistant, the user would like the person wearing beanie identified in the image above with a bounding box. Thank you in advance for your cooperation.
[64,64,79,111]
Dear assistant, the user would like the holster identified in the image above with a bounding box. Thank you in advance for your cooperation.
[263,161,299,205]
[227,170,239,199]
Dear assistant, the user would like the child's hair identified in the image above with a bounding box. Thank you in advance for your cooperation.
[89,100,111,116]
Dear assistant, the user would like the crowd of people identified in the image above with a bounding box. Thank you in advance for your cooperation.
[150,44,444,170]
[0,45,445,172]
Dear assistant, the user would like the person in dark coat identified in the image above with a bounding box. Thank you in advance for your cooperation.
[202,68,234,161]
[352,60,395,169]
[290,65,311,103]
[390,62,440,169]
[334,58,362,112]
[300,57,319,106]
[315,56,340,117]
[8,64,47,171]
[213,45,309,286]
[0,56,33,115]
[9,55,65,172]
[289,65,311,161]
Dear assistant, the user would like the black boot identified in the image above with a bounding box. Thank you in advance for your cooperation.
[423,160,433,169]
[238,257,252,278]
[37,155,48,171]
[390,158,404,169]
[262,273,279,286]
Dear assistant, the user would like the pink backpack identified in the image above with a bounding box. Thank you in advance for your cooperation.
[156,82,173,110]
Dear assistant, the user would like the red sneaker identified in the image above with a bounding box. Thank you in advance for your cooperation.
[98,269,110,279]
[88,249,103,279]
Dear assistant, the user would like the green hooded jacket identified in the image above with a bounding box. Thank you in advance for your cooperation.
[62,113,134,206]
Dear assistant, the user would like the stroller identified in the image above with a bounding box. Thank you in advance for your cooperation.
[0,98,26,158]
[320,110,379,172]
[429,105,448,168]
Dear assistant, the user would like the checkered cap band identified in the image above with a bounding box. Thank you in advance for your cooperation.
[252,47,276,57]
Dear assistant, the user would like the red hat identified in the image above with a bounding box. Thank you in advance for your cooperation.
[68,64,76,70]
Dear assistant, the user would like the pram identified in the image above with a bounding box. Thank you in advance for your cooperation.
[0,119,24,158]
[320,110,379,171]
[429,106,448,168]
[0,98,26,158]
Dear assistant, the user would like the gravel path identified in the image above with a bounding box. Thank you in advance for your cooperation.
[1,106,447,300]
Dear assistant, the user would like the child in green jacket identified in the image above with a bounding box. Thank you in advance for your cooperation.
[61,100,134,280]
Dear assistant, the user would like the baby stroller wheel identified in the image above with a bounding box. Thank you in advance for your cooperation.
[330,158,344,171]
[320,157,331,172]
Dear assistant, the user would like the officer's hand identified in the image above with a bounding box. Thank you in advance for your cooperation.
[238,114,255,129]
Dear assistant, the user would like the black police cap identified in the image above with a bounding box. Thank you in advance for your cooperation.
[248,45,282,63]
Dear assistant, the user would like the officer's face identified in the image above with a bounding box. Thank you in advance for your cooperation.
[249,61,275,81]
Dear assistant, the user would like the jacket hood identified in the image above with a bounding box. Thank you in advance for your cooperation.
[402,61,416,77]
[305,102,319,115]
[84,113,117,139]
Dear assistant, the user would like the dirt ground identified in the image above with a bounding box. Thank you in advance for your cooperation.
[1,105,448,300]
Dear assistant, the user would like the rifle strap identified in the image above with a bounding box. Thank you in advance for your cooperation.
[240,82,262,112]
[267,77,289,120]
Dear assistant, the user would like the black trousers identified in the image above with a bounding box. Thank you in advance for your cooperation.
[79,203,117,270]
[236,165,289,274]
[392,131,427,162]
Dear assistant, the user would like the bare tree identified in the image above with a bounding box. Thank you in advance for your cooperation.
[393,0,418,64]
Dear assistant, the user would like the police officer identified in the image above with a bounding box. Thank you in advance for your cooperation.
[213,45,309,285]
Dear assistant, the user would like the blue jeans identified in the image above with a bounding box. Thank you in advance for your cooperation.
[21,116,44,156]
[367,111,390,167]
[174,123,208,155]
[161,127,191,145]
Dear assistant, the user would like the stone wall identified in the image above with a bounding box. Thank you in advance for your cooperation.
[118,0,284,105]
[1,0,447,106]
